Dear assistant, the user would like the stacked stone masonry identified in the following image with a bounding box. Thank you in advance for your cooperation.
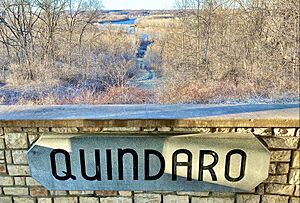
[0,126,299,203]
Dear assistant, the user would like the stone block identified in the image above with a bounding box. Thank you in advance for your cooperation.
[12,150,28,164]
[263,137,299,149]
[269,163,276,174]
[236,128,252,133]
[28,134,40,145]
[30,187,49,197]
[0,138,5,149]
[296,129,300,137]
[102,127,140,132]
[4,128,23,133]
[0,176,14,185]
[276,163,289,174]
[265,183,294,195]
[26,177,41,186]
[69,190,94,195]
[292,150,300,168]
[289,169,300,184]
[0,150,4,159]
[134,193,161,203]
[177,192,209,197]
[0,197,13,203]
[164,195,189,203]
[264,175,287,184]
[270,151,291,162]
[215,128,235,133]
[3,187,28,195]
[0,163,7,173]
[118,191,132,196]
[7,165,29,175]
[96,190,118,197]
[100,197,132,203]
[38,128,50,133]
[236,194,260,203]
[79,197,99,203]
[157,127,172,132]
[13,197,35,203]
[261,195,289,203]
[14,177,26,185]
[79,127,102,132]
[253,128,272,136]
[295,185,300,196]
[4,133,28,149]
[53,197,78,203]
[5,150,12,163]
[23,128,38,133]
[51,128,79,133]
[0,127,3,135]
[274,128,296,137]
[50,191,67,196]
[38,198,52,203]
[290,197,300,203]
[211,192,235,197]
[192,197,234,203]
[143,128,156,132]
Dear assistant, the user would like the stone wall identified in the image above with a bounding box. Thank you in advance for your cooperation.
[0,126,299,203]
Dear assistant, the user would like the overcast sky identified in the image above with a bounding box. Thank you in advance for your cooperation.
[102,0,176,10]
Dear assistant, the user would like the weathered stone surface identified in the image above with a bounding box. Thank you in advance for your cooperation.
[261,195,289,203]
[295,185,300,196]
[50,191,67,196]
[276,163,290,174]
[292,150,300,168]
[3,187,28,195]
[26,177,41,186]
[269,163,276,174]
[23,128,38,133]
[7,165,29,175]
[211,192,235,197]
[176,192,209,197]
[263,137,299,149]
[0,176,14,185]
[51,128,79,133]
[28,134,40,145]
[4,133,28,149]
[143,128,156,132]
[134,193,161,203]
[265,183,294,195]
[118,191,132,196]
[253,128,272,136]
[236,194,260,203]
[214,128,235,133]
[100,197,132,203]
[38,128,50,133]
[79,127,102,132]
[5,150,12,163]
[274,128,296,137]
[0,127,3,135]
[38,198,52,203]
[0,197,13,203]
[0,138,4,149]
[192,197,234,203]
[256,184,264,195]
[53,197,78,203]
[14,177,25,185]
[0,163,7,173]
[13,197,35,203]
[157,127,171,132]
[270,151,291,162]
[96,190,118,197]
[12,150,28,164]
[164,195,189,203]
[69,191,94,195]
[0,150,4,159]
[296,129,300,137]
[236,128,252,133]
[289,169,300,184]
[79,197,99,203]
[30,187,49,197]
[4,128,23,133]
[102,127,140,132]
[290,197,300,203]
[264,175,287,184]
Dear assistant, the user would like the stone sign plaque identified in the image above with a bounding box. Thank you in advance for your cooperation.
[28,133,270,191]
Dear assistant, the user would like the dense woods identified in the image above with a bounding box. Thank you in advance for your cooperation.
[0,0,299,104]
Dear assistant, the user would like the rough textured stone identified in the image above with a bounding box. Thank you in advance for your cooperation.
[134,193,160,203]
[0,150,4,159]
[100,197,132,203]
[38,198,52,203]
[0,138,5,149]
[236,194,260,203]
[265,184,294,195]
[69,191,94,195]
[276,163,290,174]
[5,150,12,163]
[270,151,291,162]
[7,165,29,175]
[0,163,7,173]
[102,127,140,132]
[54,197,78,203]
[263,137,299,149]
[256,184,264,195]
[192,197,234,203]
[0,128,3,135]
[23,128,38,133]
[0,197,13,203]
[13,197,35,203]
[79,197,99,203]
[26,177,41,186]
[28,134,40,145]
[50,191,67,196]
[177,192,209,197]
[38,128,50,133]
[274,128,296,137]
[211,192,235,197]
[269,163,276,174]
[118,191,132,196]
[12,150,28,164]
[289,169,300,184]
[0,176,14,185]
[30,187,49,197]
[51,128,79,133]
[261,195,289,203]
[253,128,272,136]
[157,127,171,132]
[215,128,235,133]
[4,128,23,133]
[164,195,189,203]
[264,175,287,183]
[296,129,300,137]
[290,197,300,203]
[143,128,156,132]
[4,133,28,149]
[236,128,253,133]
[96,190,118,197]
[3,187,28,195]
[295,185,300,196]
[292,150,300,168]
[79,127,102,132]
[14,177,26,185]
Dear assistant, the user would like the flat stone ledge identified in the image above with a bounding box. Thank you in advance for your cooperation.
[0,104,299,128]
